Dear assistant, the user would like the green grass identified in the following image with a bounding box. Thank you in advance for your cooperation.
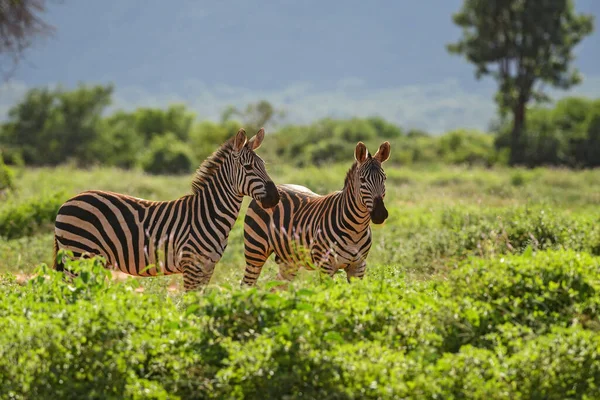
[2,163,600,398]
[1,164,600,282]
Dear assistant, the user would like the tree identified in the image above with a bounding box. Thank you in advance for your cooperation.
[221,100,286,133]
[133,104,196,143]
[0,0,55,78]
[0,83,113,166]
[447,0,594,165]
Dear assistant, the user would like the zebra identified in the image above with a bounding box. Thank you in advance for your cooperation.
[242,140,390,286]
[52,128,280,291]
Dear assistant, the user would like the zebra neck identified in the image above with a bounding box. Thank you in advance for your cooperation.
[192,170,244,232]
[339,185,371,232]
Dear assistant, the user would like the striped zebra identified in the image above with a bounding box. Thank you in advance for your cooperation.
[53,128,280,291]
[242,141,390,286]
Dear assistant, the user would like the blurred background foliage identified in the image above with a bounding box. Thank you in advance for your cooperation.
[1,83,598,175]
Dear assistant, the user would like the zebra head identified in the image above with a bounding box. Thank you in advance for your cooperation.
[354,141,391,224]
[232,128,280,209]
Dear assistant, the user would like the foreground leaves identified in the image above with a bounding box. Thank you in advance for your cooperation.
[1,249,600,399]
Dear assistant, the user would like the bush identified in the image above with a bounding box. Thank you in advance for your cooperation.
[0,152,15,194]
[439,249,600,352]
[89,112,145,169]
[507,328,600,399]
[189,120,240,163]
[494,97,600,168]
[440,206,600,256]
[0,191,67,240]
[2,249,600,398]
[437,129,499,166]
[267,117,403,167]
[141,133,195,175]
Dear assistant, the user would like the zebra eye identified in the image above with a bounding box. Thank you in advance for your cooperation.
[359,177,366,184]
[243,164,253,171]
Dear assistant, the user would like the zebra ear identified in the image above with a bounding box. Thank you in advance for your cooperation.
[354,142,368,163]
[247,128,265,151]
[233,128,247,152]
[373,141,391,163]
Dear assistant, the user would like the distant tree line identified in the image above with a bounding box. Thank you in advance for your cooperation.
[0,83,598,175]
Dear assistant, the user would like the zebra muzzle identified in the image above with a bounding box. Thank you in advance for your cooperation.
[370,197,388,224]
[259,181,280,208]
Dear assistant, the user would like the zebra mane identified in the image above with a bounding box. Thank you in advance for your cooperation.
[343,161,359,189]
[191,137,236,194]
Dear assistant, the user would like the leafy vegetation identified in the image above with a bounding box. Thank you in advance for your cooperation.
[2,147,600,400]
[1,248,599,399]
[0,191,66,240]
[2,164,599,276]
[494,97,600,167]
[1,1,599,397]
[1,84,599,173]
[448,0,594,166]
[0,152,15,195]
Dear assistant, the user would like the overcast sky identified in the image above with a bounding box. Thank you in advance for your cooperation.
[1,0,598,133]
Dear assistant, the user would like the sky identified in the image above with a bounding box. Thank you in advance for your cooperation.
[0,0,599,133]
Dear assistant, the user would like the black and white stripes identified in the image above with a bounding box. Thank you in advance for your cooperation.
[53,128,280,291]
[242,141,391,286]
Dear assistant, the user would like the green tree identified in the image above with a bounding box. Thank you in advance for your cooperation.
[0,83,113,166]
[189,120,241,163]
[221,100,285,133]
[91,111,144,169]
[0,87,56,164]
[141,132,194,175]
[492,96,599,167]
[579,101,600,167]
[448,0,594,166]
[133,104,196,143]
[55,83,114,165]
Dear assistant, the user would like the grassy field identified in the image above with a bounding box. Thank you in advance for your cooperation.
[2,163,600,281]
[1,163,600,398]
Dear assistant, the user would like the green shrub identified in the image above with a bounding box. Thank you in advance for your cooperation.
[437,129,498,166]
[189,120,241,163]
[2,250,600,399]
[141,133,195,175]
[507,327,600,399]
[440,206,600,256]
[0,152,15,194]
[0,191,67,240]
[416,347,509,399]
[90,112,145,169]
[440,249,600,351]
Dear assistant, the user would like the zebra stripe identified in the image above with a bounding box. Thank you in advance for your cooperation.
[242,141,391,286]
[53,128,280,291]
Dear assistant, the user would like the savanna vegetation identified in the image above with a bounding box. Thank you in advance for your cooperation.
[1,0,600,398]
[1,84,599,172]
[1,163,600,398]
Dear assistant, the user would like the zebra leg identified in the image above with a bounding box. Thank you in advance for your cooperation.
[345,260,367,283]
[267,260,298,292]
[183,261,216,291]
[241,251,272,287]
[276,259,299,282]
[310,247,340,282]
[241,234,274,287]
